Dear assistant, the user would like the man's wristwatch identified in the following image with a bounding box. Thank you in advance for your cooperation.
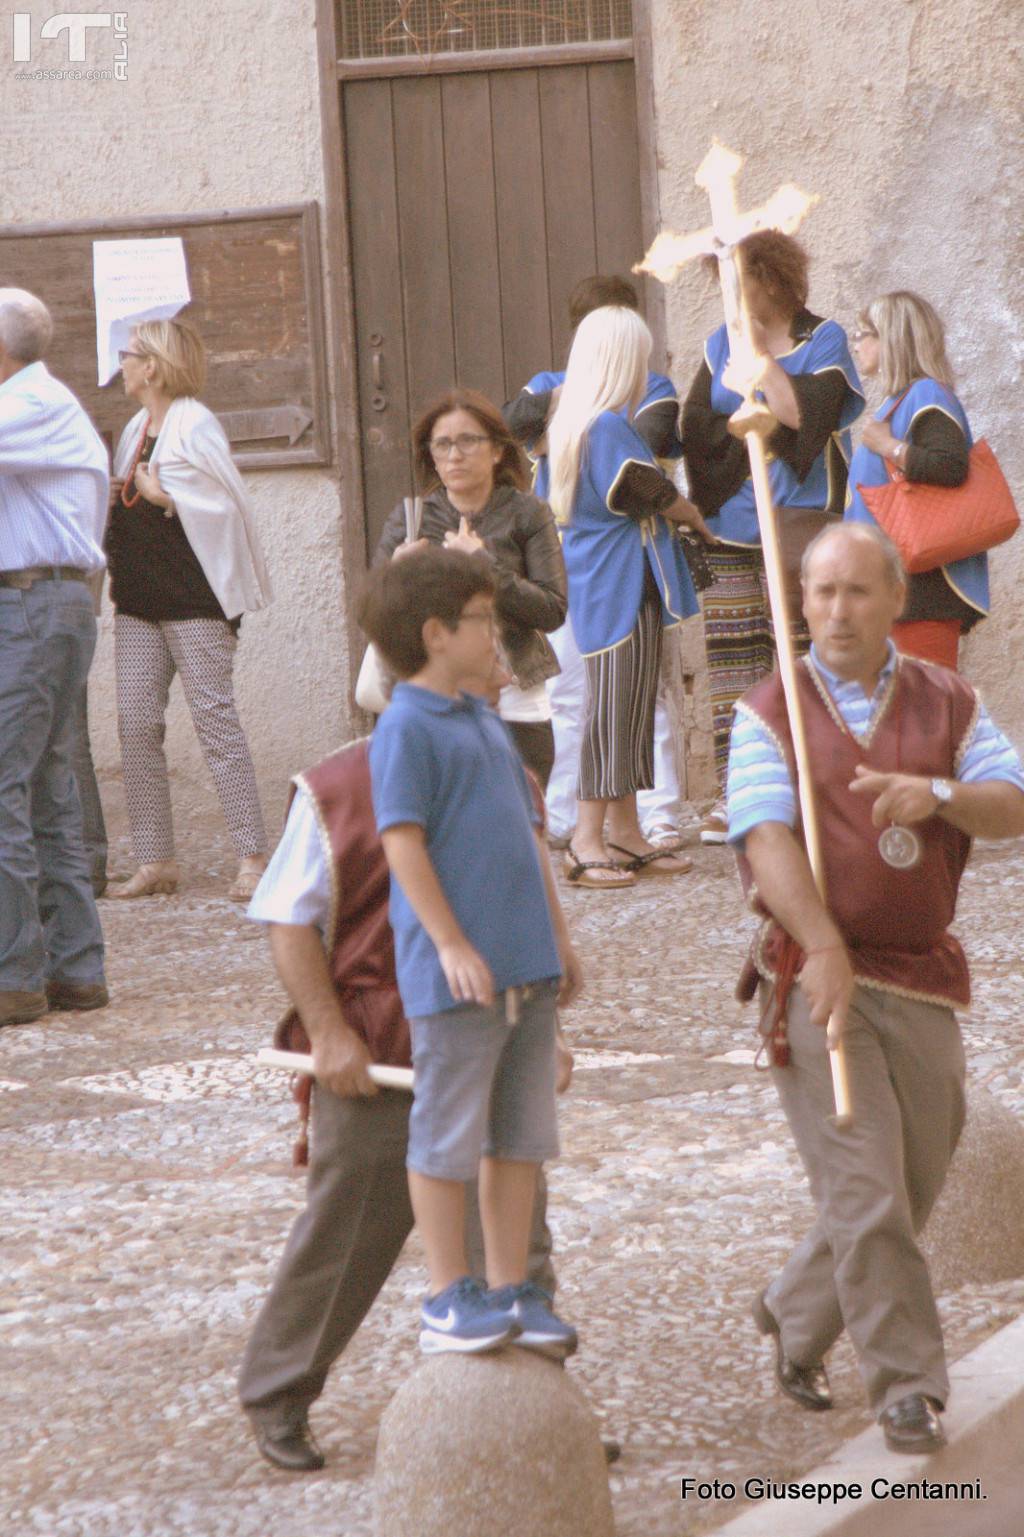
[930,777,954,809]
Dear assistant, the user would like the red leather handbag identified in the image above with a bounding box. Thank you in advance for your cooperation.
[861,439,1019,574]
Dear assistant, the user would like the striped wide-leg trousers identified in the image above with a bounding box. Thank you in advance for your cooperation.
[577,581,662,802]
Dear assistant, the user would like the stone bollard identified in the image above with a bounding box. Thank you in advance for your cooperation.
[374,1349,615,1537]
[921,1085,1024,1292]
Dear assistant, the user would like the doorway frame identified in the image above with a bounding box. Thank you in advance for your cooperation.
[313,0,663,568]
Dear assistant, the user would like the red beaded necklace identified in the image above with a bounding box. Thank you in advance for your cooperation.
[119,416,153,509]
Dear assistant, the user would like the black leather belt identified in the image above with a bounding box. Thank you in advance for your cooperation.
[0,565,90,589]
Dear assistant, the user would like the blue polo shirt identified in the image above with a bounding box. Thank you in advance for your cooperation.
[370,682,561,1018]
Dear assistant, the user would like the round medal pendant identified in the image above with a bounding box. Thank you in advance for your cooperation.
[878,823,922,870]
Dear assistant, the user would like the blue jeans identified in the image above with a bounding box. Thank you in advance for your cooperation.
[69,682,108,895]
[0,578,105,992]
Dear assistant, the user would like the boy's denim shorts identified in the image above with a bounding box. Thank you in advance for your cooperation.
[407,980,560,1180]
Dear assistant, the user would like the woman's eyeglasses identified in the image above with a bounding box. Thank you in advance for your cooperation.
[849,329,878,344]
[429,433,490,459]
[118,349,148,363]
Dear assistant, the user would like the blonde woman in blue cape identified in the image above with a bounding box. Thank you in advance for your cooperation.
[546,306,711,890]
[847,291,987,670]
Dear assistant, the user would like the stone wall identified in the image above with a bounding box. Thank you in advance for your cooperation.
[5,0,1021,834]
[649,0,1024,744]
[1,0,353,832]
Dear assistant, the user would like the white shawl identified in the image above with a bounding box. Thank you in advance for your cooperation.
[113,397,273,619]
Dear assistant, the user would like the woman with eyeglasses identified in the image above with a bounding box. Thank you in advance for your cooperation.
[846,291,987,669]
[373,388,566,788]
[105,318,273,900]
[546,305,710,890]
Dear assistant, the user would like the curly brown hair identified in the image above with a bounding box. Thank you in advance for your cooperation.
[735,230,809,319]
[412,388,529,493]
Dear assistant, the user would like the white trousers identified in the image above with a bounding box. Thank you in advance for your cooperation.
[544,618,680,838]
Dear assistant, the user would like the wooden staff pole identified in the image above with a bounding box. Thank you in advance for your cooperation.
[695,147,852,1127]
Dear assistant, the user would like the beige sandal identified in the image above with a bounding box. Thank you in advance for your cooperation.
[106,862,179,899]
[228,857,269,902]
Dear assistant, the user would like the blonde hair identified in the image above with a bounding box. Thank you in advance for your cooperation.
[546,307,651,524]
[132,317,207,399]
[862,291,954,396]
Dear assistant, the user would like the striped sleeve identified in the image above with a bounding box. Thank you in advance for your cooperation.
[957,705,1024,790]
[726,707,797,843]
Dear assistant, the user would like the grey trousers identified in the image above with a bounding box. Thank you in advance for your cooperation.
[763,982,966,1415]
[238,1085,556,1426]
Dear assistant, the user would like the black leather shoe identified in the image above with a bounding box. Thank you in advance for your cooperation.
[752,1290,833,1412]
[253,1417,326,1472]
[602,1438,621,1465]
[880,1394,946,1454]
[45,979,110,1012]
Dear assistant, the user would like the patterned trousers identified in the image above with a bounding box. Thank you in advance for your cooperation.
[115,614,267,864]
[578,582,662,802]
[702,545,810,789]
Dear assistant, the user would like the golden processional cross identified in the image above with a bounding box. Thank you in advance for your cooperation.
[638,144,852,1126]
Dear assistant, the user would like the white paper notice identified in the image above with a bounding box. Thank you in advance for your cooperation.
[93,238,191,385]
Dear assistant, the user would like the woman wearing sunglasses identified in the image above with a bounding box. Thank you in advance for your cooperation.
[373,388,566,790]
[846,291,987,669]
[105,318,272,900]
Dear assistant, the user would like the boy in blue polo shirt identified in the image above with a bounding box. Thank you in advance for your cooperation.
[358,546,579,1358]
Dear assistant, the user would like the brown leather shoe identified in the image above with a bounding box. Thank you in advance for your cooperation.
[752,1290,833,1411]
[0,990,48,1028]
[252,1416,325,1472]
[881,1393,946,1453]
[45,980,110,1012]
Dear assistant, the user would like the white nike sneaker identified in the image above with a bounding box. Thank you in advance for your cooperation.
[419,1276,520,1354]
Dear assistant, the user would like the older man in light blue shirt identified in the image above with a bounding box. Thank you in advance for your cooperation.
[725,521,1024,1456]
[0,288,109,1026]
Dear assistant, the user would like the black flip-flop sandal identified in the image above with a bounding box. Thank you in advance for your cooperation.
[562,843,636,890]
[606,842,693,878]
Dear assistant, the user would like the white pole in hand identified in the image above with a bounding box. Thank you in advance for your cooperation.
[255,1047,414,1093]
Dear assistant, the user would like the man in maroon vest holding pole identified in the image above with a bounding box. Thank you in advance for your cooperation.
[727,522,1024,1453]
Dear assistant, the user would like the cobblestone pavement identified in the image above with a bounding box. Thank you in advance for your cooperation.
[2,798,1024,1537]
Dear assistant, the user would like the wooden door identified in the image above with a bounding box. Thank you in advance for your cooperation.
[343,59,644,557]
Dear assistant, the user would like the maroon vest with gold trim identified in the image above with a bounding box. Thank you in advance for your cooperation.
[736,656,978,1008]
[273,739,411,1068]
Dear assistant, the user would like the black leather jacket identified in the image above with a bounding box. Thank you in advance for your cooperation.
[373,484,567,689]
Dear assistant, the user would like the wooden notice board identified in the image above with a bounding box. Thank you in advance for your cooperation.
[0,203,330,469]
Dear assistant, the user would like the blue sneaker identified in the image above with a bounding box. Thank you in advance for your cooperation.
[487,1281,578,1360]
[419,1276,520,1355]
